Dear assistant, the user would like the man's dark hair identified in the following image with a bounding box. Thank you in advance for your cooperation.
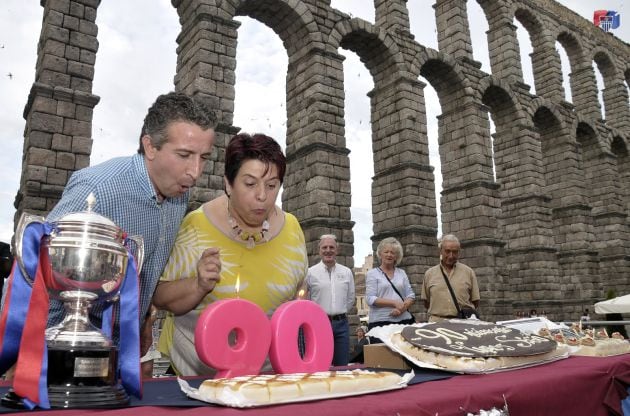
[138,92,217,154]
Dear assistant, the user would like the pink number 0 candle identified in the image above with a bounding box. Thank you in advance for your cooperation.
[269,300,333,373]
[195,299,271,378]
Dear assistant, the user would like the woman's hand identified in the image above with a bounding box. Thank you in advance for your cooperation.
[196,247,222,294]
[389,300,405,316]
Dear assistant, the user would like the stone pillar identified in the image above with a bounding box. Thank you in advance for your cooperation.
[284,48,355,267]
[375,0,410,33]
[530,33,564,101]
[537,122,599,314]
[486,20,524,83]
[369,77,439,303]
[434,0,474,61]
[492,123,559,316]
[437,100,504,317]
[570,65,603,121]
[16,0,101,221]
[172,0,239,208]
[602,80,630,130]
[579,134,630,296]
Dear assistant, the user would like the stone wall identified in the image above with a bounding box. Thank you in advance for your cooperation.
[15,0,630,323]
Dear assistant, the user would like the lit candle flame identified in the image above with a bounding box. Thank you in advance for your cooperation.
[235,274,240,298]
[298,289,305,299]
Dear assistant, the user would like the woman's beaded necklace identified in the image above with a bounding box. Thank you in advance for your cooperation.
[227,208,269,249]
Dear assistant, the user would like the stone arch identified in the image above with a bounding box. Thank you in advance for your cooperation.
[592,48,618,80]
[592,47,630,129]
[513,5,564,101]
[556,31,600,117]
[572,114,608,152]
[234,0,323,56]
[529,97,569,130]
[331,18,407,79]
[418,50,473,113]
[478,76,529,122]
[476,0,524,81]
[556,31,585,69]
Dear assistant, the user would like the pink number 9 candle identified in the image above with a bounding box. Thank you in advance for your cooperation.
[269,300,333,373]
[195,298,271,378]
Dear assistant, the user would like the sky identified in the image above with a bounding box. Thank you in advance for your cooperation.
[0,1,628,267]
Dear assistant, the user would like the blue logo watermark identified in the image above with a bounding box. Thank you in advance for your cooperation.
[593,10,621,32]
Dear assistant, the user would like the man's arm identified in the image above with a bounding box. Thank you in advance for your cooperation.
[420,271,430,310]
[346,268,355,312]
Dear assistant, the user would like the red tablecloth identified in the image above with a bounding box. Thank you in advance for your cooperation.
[3,354,630,416]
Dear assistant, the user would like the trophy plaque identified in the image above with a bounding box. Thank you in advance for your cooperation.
[6,194,144,408]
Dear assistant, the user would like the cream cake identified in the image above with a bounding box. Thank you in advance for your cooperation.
[539,327,630,357]
[198,369,403,405]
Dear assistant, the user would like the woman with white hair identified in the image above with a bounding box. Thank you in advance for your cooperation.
[365,237,415,332]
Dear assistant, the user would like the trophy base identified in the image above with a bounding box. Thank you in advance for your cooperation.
[49,384,129,408]
[1,385,129,409]
[1,390,25,409]
[47,346,130,408]
[1,347,130,409]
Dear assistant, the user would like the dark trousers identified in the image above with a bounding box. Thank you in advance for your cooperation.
[330,317,350,366]
[297,317,350,366]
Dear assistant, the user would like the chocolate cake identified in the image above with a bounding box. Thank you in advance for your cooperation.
[401,319,556,357]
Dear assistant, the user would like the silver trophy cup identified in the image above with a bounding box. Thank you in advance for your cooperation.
[9,194,144,408]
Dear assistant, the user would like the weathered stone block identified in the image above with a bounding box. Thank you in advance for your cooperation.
[27,148,56,167]
[52,133,72,151]
[72,136,93,154]
[63,119,91,136]
[30,112,63,133]
[47,168,68,185]
[56,152,76,169]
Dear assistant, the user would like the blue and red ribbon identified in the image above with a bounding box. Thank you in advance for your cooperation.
[13,244,52,408]
[0,222,52,408]
[0,223,143,408]
[118,246,141,398]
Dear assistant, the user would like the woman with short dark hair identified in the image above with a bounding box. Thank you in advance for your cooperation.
[153,133,308,376]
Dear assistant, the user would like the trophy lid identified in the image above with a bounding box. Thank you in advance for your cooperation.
[52,193,124,242]
[60,193,115,224]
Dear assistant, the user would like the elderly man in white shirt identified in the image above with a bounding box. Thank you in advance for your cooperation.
[306,234,355,366]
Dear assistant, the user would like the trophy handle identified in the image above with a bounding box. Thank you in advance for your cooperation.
[126,235,145,276]
[14,212,46,285]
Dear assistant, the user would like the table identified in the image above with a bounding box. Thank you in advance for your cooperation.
[1,354,629,416]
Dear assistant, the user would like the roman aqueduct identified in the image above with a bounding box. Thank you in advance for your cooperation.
[14,0,630,321]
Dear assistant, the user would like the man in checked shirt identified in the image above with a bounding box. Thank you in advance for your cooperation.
[46,92,219,375]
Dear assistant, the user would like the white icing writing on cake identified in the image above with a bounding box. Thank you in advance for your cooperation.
[408,327,554,357]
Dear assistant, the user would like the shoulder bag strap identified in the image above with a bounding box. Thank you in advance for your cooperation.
[378,267,405,301]
[440,266,462,315]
